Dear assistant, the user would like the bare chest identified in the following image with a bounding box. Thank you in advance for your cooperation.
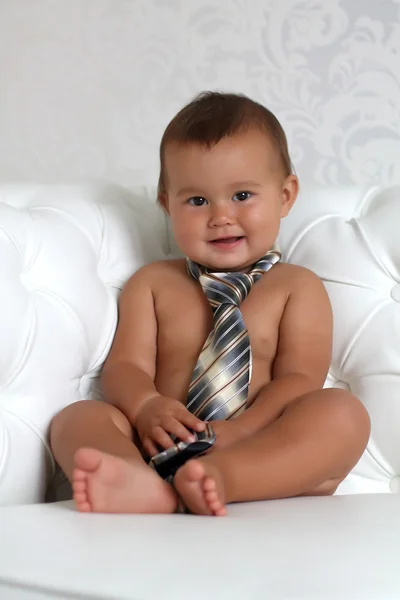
[154,273,286,400]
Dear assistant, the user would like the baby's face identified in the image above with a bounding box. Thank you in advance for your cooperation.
[162,129,298,272]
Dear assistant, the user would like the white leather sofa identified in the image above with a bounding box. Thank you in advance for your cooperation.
[0,183,400,599]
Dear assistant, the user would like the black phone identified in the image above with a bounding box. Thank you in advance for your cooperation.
[149,423,216,480]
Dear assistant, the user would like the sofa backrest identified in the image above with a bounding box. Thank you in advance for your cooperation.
[1,182,399,504]
[280,184,400,495]
[0,183,168,504]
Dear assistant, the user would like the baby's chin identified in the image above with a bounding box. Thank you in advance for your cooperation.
[191,254,260,273]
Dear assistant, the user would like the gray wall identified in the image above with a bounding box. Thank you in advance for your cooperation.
[0,0,399,188]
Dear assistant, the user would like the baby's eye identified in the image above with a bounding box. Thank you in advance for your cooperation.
[188,196,207,206]
[232,191,252,202]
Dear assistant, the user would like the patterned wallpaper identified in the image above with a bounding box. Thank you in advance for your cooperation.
[0,0,399,188]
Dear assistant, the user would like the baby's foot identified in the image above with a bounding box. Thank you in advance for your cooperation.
[174,459,227,516]
[72,448,178,514]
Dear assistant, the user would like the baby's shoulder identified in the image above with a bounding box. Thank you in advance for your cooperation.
[124,259,187,290]
[267,263,325,297]
[272,262,320,283]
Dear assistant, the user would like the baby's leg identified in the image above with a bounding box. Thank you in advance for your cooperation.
[50,400,177,514]
[174,389,370,515]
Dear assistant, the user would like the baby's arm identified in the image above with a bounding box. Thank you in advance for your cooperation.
[101,264,204,456]
[232,266,333,437]
[101,265,160,425]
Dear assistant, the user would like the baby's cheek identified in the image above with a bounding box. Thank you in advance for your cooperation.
[245,212,280,246]
[244,211,269,232]
[173,223,199,252]
[249,204,280,227]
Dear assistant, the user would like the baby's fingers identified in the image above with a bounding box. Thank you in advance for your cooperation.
[142,438,159,458]
[151,425,175,450]
[180,411,206,432]
[162,416,196,443]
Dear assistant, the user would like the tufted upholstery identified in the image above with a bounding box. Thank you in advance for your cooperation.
[0,182,399,505]
[0,183,169,504]
[280,185,400,495]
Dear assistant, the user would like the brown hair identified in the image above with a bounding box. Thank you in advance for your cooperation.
[158,91,293,198]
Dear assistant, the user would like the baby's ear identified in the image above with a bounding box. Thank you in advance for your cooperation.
[157,193,170,214]
[281,175,299,218]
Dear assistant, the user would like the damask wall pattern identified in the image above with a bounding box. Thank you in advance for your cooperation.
[0,0,399,188]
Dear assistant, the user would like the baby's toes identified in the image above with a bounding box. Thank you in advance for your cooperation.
[72,471,91,511]
[72,479,86,494]
[205,491,226,516]
[76,500,91,512]
[203,476,217,492]
[203,476,227,516]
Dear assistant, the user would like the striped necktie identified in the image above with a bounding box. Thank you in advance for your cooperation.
[186,249,280,421]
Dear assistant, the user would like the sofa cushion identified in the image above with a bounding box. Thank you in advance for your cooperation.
[0,183,168,504]
[0,494,400,599]
[1,182,400,503]
[279,185,400,495]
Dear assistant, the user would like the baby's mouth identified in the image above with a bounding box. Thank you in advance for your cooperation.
[209,236,244,246]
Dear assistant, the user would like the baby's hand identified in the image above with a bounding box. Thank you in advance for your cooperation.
[135,396,205,457]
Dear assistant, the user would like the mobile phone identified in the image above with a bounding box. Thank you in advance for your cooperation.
[149,423,216,480]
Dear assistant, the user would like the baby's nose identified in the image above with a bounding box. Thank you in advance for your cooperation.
[209,203,235,226]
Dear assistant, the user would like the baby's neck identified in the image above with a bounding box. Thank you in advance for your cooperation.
[194,260,259,275]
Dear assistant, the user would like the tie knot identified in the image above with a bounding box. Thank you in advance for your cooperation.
[187,249,281,310]
[199,272,252,308]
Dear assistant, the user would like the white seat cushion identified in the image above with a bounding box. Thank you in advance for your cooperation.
[0,494,399,599]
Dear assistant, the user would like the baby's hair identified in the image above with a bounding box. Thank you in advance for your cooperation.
[158,91,293,199]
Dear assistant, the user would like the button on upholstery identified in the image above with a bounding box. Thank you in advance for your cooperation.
[390,476,400,493]
[390,284,400,302]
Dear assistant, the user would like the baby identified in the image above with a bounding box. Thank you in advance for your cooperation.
[50,91,370,516]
